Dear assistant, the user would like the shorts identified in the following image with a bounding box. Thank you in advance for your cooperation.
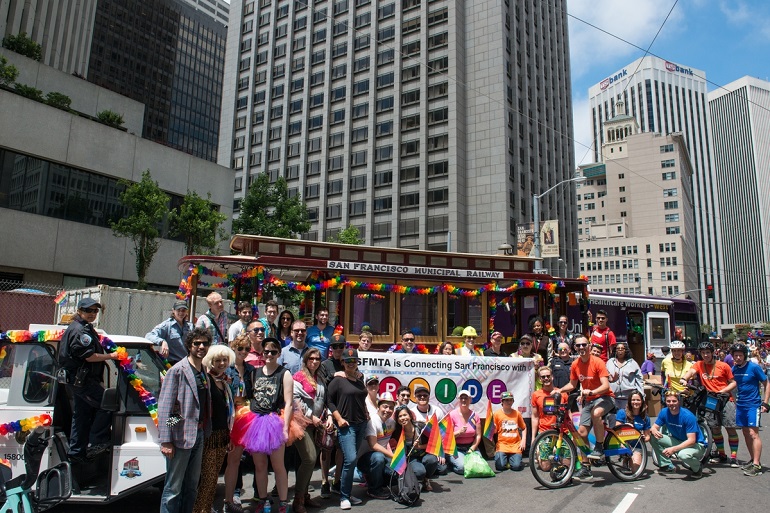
[735,405,761,428]
[579,396,616,428]
[706,399,736,430]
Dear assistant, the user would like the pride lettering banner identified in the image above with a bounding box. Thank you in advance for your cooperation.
[359,352,535,418]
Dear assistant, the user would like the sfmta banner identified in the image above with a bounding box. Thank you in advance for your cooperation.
[358,352,535,418]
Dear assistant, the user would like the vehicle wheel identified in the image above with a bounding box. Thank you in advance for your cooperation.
[698,419,712,465]
[529,430,577,489]
[605,435,648,482]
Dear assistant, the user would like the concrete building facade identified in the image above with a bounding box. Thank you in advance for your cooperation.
[708,76,770,324]
[588,56,723,327]
[219,0,578,272]
[576,104,698,299]
[0,51,234,289]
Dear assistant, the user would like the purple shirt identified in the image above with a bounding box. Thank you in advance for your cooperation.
[641,360,655,376]
[723,353,734,366]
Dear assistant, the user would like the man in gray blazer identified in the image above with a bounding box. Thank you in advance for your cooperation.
[158,327,212,513]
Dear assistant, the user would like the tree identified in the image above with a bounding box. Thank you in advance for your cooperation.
[330,225,364,245]
[111,170,169,289]
[232,173,310,238]
[700,324,713,335]
[2,32,42,61]
[97,109,125,128]
[169,190,227,255]
[0,56,19,87]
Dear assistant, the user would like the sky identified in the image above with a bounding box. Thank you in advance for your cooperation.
[567,0,770,165]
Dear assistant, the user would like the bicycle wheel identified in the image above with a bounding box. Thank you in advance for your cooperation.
[529,430,577,489]
[604,434,648,482]
[698,419,712,465]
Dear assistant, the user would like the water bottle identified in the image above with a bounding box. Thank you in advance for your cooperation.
[264,499,272,513]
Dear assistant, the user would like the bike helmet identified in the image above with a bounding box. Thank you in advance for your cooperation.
[730,343,749,356]
[669,340,686,350]
[698,341,715,352]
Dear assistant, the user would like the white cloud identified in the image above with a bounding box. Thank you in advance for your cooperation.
[717,0,770,41]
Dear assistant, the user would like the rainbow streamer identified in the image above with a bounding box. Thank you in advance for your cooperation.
[438,415,457,457]
[99,336,159,427]
[389,430,408,475]
[54,290,67,306]
[424,414,444,458]
[482,400,494,440]
[0,414,52,436]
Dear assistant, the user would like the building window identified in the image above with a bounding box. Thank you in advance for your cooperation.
[374,170,392,186]
[401,192,419,208]
[428,82,448,99]
[427,188,448,205]
[354,56,370,73]
[350,175,367,191]
[664,201,678,210]
[665,214,680,223]
[401,139,420,157]
[376,120,393,136]
[350,200,366,216]
[402,89,420,106]
[329,155,344,171]
[352,103,369,119]
[376,96,394,112]
[375,145,393,161]
[662,172,676,180]
[327,179,343,195]
[665,226,680,234]
[326,204,342,220]
[427,161,448,177]
[401,113,420,131]
[373,222,391,239]
[428,56,448,74]
[663,188,677,197]
[374,197,393,212]
[660,144,674,153]
[400,166,419,182]
[378,25,395,41]
[402,65,420,83]
[351,150,367,167]
[427,134,448,151]
[329,132,344,148]
[661,159,676,168]
[377,72,395,88]
[378,48,395,65]
[428,107,448,124]
[353,79,370,95]
[352,126,368,143]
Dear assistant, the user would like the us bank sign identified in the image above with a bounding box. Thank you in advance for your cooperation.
[665,61,694,76]
[600,69,627,90]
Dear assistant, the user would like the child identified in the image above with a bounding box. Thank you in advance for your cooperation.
[492,391,527,471]
[614,390,651,472]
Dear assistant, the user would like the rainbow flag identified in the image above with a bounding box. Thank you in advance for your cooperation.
[482,400,495,440]
[389,430,408,475]
[438,414,457,457]
[424,414,444,458]
[53,290,67,306]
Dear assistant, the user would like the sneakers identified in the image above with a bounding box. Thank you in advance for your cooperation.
[253,499,266,513]
[278,501,289,513]
[331,481,341,496]
[708,452,727,464]
[232,489,242,506]
[658,464,676,473]
[744,464,763,477]
[587,444,604,461]
[367,488,390,500]
[320,482,331,499]
[348,496,362,505]
[741,461,755,472]
[730,457,739,468]
[223,501,245,513]
[690,468,702,479]
[340,499,351,510]
[574,467,593,480]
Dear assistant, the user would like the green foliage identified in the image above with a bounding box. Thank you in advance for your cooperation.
[232,173,310,239]
[724,332,737,344]
[110,170,170,289]
[0,56,19,87]
[330,225,364,245]
[169,190,227,255]
[45,91,72,111]
[96,109,125,127]
[451,326,465,336]
[13,83,43,101]
[2,32,42,61]
[700,324,713,335]
[734,324,752,340]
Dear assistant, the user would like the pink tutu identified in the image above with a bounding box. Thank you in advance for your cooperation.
[239,411,286,454]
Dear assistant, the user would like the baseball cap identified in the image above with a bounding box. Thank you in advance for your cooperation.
[378,392,396,405]
[330,334,347,346]
[77,298,101,310]
[414,384,430,396]
[172,300,189,310]
[365,375,380,385]
[500,391,514,400]
[458,390,472,399]
[342,348,359,360]
[490,331,502,339]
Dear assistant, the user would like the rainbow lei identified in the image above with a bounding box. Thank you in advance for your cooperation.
[99,336,159,427]
[0,414,53,436]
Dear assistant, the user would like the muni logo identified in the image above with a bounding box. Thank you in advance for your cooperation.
[665,61,694,76]
[600,69,627,90]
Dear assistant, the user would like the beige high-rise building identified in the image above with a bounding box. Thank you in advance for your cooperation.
[577,101,698,297]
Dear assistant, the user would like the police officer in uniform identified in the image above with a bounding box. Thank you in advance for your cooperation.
[58,298,119,463]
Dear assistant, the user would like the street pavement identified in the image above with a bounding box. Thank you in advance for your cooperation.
[53,425,770,513]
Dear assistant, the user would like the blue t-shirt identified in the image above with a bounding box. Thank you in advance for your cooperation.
[655,406,705,445]
[306,325,335,360]
[732,361,766,408]
[616,409,651,432]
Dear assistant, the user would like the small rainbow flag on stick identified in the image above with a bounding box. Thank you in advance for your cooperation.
[482,400,495,440]
[54,290,67,306]
[424,414,444,458]
[438,414,457,457]
[389,430,408,475]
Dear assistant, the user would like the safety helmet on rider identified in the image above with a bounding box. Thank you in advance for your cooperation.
[698,341,715,352]
[730,343,749,356]
[669,340,686,350]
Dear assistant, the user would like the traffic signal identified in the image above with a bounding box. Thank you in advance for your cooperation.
[706,284,714,299]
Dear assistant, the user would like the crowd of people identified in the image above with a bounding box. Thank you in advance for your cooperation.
[82,297,766,513]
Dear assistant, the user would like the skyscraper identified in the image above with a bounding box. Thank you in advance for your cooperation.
[220,0,577,272]
[588,56,724,327]
[708,76,770,325]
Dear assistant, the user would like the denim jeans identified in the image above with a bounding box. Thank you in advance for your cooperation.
[357,450,395,490]
[68,380,112,458]
[160,431,204,513]
[494,452,523,471]
[448,445,472,475]
[409,453,438,481]
[337,422,366,501]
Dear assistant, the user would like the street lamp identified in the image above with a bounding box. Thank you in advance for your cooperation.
[533,176,586,270]
[557,258,567,278]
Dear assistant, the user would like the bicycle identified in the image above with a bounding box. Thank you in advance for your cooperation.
[646,382,716,467]
[0,427,72,513]
[529,392,648,489]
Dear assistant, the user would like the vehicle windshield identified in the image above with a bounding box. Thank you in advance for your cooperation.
[117,346,166,414]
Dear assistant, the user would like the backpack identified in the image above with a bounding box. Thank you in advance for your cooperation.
[395,463,421,506]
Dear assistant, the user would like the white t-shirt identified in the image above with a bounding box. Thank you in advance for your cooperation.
[228,320,246,342]
[357,414,396,458]
[409,403,444,423]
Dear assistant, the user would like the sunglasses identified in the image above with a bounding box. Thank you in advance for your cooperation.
[519,342,531,346]
[281,317,292,321]
[263,349,280,356]
[574,343,587,348]
[331,343,345,349]
[250,327,266,333]
[403,338,415,342]
[540,375,553,380]
[81,308,99,314]
[343,359,357,364]
[558,321,568,324]
[236,346,249,352]
[416,394,429,399]
[596,317,606,321]
[308,356,321,361]
[293,329,307,333]
[465,337,476,340]
[192,340,211,347]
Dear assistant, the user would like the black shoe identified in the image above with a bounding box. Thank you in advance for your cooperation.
[331,481,341,495]
[574,467,593,481]
[320,482,331,499]
[69,454,88,464]
[690,468,702,479]
[87,443,111,458]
